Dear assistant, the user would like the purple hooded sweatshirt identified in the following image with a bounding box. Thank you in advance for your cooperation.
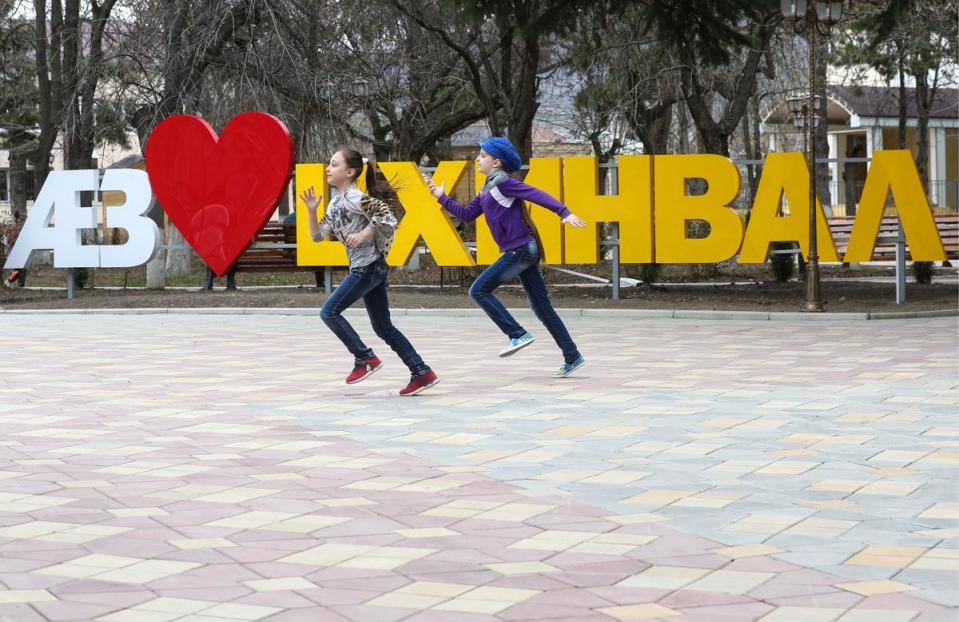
[437,174,572,253]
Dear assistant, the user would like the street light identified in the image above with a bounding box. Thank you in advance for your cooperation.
[781,0,844,312]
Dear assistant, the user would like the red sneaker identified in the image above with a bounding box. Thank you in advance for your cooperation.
[399,370,439,396]
[345,355,383,384]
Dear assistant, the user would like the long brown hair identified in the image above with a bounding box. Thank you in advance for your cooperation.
[515,170,545,264]
[336,147,398,208]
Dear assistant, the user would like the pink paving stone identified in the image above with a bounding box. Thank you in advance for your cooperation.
[549,558,650,578]
[750,581,848,600]
[87,538,178,558]
[262,607,352,622]
[51,578,150,595]
[0,603,48,621]
[500,603,604,621]
[403,611,500,622]
[633,552,731,569]
[0,571,71,590]
[154,586,252,601]
[61,590,157,609]
[914,612,959,622]
[298,587,386,606]
[675,611,767,622]
[217,547,290,563]
[586,586,672,605]
[330,604,423,622]
[246,561,325,578]
[160,548,239,565]
[627,534,728,559]
[482,574,569,591]
[233,590,318,609]
[30,599,125,621]
[659,589,759,609]
[673,601,776,620]
[525,588,617,609]
[398,559,493,576]
[306,568,410,588]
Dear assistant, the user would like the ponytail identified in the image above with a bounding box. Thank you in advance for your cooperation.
[336,146,398,209]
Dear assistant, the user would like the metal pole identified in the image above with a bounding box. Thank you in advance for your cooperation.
[806,21,823,312]
[324,267,332,294]
[895,221,906,304]
[610,164,620,300]
[67,268,76,299]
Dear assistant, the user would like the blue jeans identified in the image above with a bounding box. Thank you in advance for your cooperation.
[469,239,581,364]
[321,257,430,375]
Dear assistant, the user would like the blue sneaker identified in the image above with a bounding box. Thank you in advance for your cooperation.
[552,356,586,378]
[498,332,535,357]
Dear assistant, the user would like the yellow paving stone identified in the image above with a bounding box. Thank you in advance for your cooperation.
[93,560,204,584]
[769,449,821,457]
[484,561,559,575]
[0,589,58,604]
[623,489,695,507]
[854,481,920,497]
[598,603,682,620]
[200,602,280,620]
[835,579,917,596]
[472,502,553,522]
[726,514,803,535]
[395,527,458,539]
[779,433,831,445]
[509,530,596,551]
[918,503,959,519]
[617,565,710,590]
[672,490,747,508]
[711,544,783,559]
[798,500,859,510]
[846,545,926,568]
[806,480,871,493]
[242,577,317,591]
[835,611,919,622]
[366,592,447,610]
[754,460,820,475]
[169,538,236,550]
[759,608,847,622]
[279,543,376,566]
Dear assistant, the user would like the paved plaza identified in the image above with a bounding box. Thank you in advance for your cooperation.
[0,310,956,621]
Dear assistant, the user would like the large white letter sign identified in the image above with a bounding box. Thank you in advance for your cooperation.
[3,169,159,270]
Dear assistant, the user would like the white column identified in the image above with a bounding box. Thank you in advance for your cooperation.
[930,127,947,206]
[865,124,883,160]
[828,132,839,207]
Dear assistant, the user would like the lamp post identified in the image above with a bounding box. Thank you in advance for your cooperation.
[781,0,843,312]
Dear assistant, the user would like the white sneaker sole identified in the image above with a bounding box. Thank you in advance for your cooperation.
[345,362,383,384]
[498,337,535,357]
[402,377,439,396]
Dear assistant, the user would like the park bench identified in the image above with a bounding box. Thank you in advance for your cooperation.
[770,213,958,262]
[235,222,329,289]
[828,213,958,262]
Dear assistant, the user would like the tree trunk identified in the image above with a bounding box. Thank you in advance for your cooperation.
[9,146,28,220]
[913,72,931,193]
[165,225,193,276]
[815,43,831,212]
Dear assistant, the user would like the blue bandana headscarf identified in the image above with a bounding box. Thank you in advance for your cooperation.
[479,137,522,173]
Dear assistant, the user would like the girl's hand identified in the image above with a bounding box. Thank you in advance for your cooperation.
[345,227,373,248]
[422,174,445,199]
[562,213,587,227]
[299,186,322,211]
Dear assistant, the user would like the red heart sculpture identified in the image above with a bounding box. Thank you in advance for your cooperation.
[145,112,294,276]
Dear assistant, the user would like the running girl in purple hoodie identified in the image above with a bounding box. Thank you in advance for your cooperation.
[424,137,588,377]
